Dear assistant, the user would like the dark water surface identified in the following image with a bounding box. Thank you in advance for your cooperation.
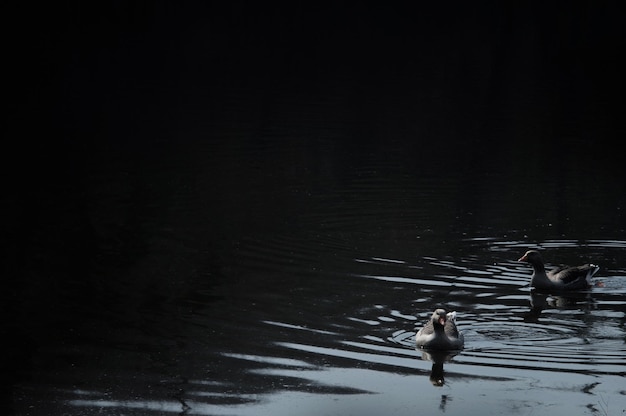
[5,3,626,415]
[8,133,626,415]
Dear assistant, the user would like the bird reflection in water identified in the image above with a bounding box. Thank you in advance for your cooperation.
[417,349,460,387]
[523,291,597,323]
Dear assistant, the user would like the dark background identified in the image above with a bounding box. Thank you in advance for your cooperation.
[3,2,625,412]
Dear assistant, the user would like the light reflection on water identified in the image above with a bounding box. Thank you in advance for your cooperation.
[206,238,625,414]
[11,5,626,414]
[48,239,623,415]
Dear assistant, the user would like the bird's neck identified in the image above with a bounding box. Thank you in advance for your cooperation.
[531,262,545,274]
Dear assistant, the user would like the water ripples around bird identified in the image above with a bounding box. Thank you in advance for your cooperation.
[185,237,626,415]
[33,235,626,415]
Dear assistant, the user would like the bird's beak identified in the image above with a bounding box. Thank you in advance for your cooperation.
[518,254,527,262]
[438,317,446,326]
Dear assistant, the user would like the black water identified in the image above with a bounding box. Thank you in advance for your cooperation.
[5,4,626,415]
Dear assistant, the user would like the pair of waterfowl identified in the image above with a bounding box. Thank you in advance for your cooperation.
[416,249,600,350]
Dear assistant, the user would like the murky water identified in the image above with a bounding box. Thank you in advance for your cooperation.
[9,134,626,415]
[6,4,626,415]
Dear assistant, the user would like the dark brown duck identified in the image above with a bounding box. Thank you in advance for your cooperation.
[518,250,600,292]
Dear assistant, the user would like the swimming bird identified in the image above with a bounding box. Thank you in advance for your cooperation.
[518,250,599,292]
[416,309,464,350]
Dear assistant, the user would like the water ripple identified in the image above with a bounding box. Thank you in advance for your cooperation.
[267,239,625,379]
[202,237,626,412]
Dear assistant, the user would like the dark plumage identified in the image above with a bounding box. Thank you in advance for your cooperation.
[415,309,464,350]
[518,250,600,292]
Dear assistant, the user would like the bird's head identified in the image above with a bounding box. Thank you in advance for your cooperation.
[518,250,543,265]
[431,309,447,327]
